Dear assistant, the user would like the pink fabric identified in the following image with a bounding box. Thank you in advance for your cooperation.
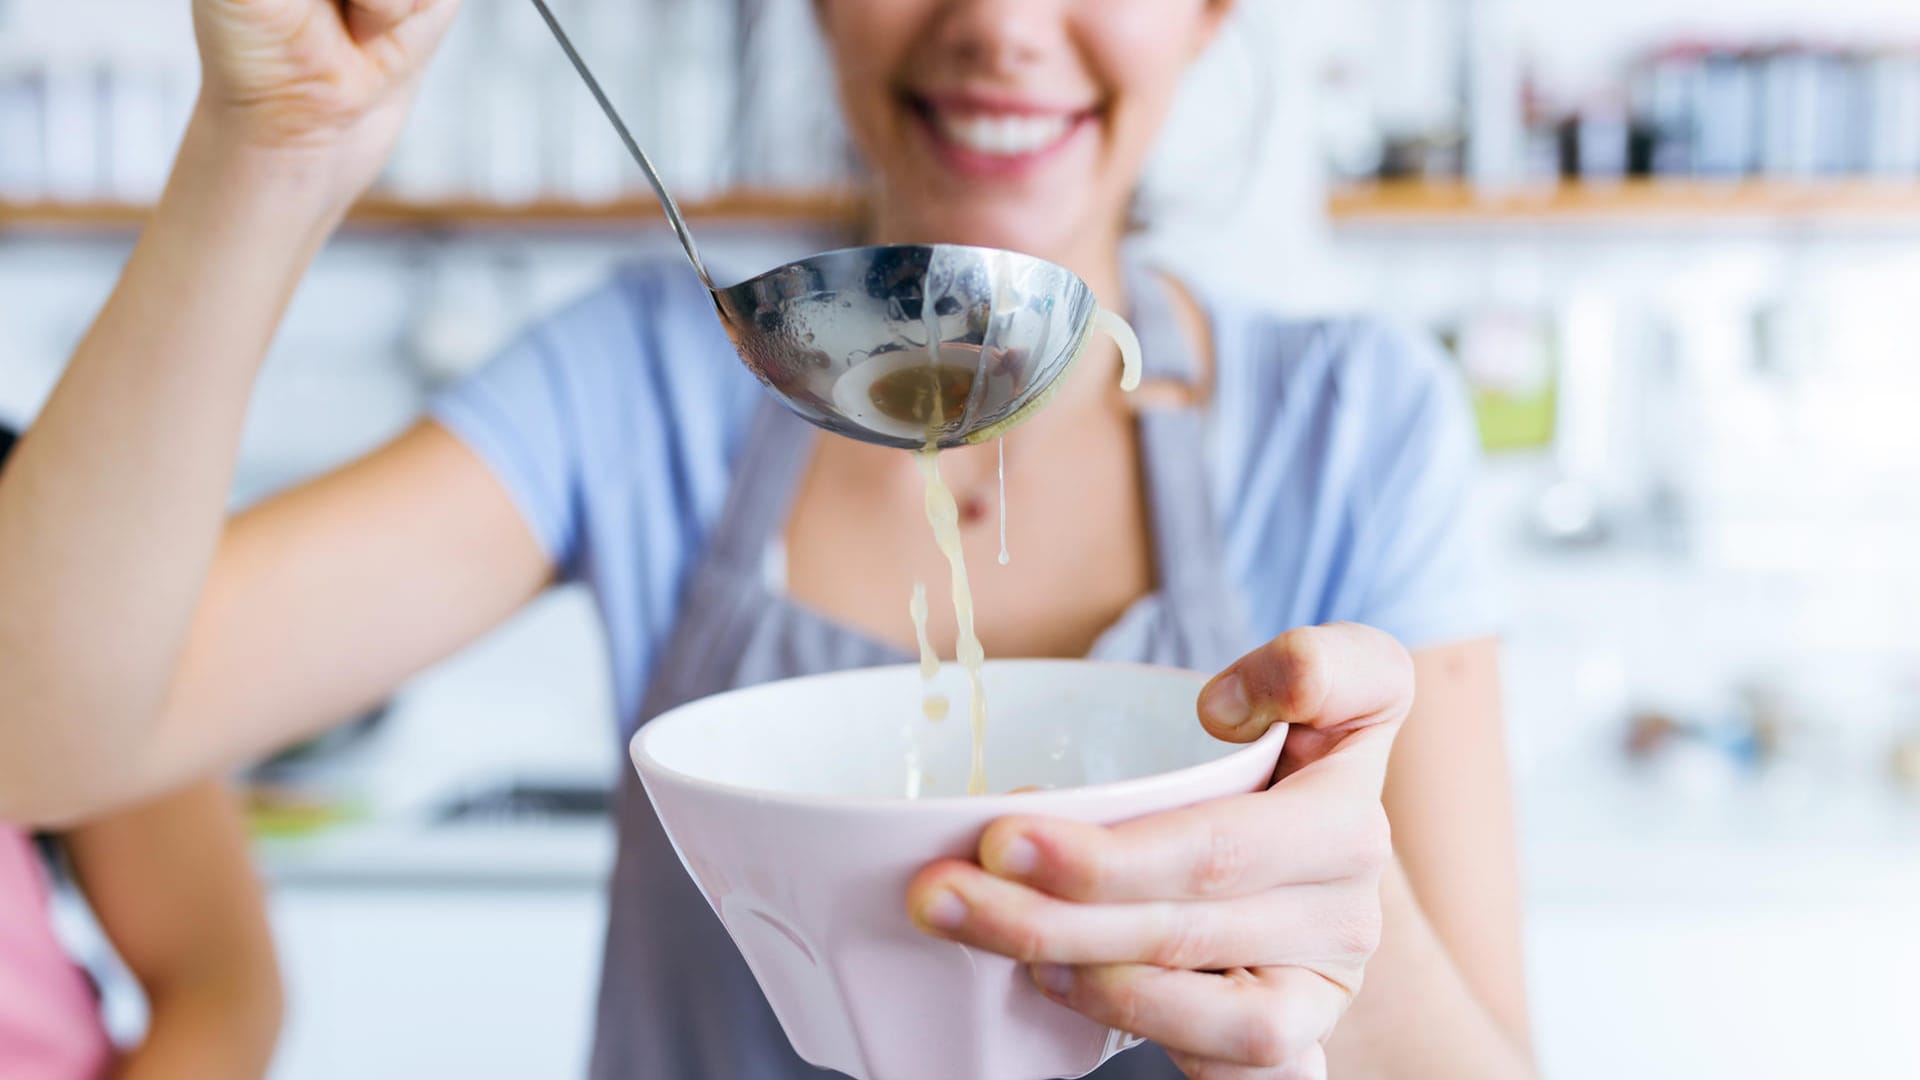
[0,827,113,1080]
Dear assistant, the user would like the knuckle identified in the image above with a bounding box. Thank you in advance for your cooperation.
[1346,806,1393,876]
[994,898,1054,964]
[1267,629,1331,721]
[1327,900,1384,959]
[1072,842,1115,899]
[1150,905,1218,970]
[1188,823,1252,897]
[1383,633,1417,686]
[1098,973,1148,1036]
[1277,1042,1331,1080]
[1240,1009,1312,1070]
[1007,918,1051,965]
[1165,1053,1207,1078]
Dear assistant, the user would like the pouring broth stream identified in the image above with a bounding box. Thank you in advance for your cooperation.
[907,306,1143,796]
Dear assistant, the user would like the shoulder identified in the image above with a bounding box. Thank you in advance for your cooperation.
[533,255,740,382]
[509,254,764,450]
[1205,292,1474,504]
[603,254,729,337]
[428,255,764,567]
[1200,289,1487,642]
[1209,295,1465,445]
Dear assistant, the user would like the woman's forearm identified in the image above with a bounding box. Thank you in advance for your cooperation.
[67,781,285,1079]
[114,975,285,1080]
[1325,859,1537,1079]
[0,103,347,823]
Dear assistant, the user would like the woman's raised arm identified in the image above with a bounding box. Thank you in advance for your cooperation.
[0,1,550,825]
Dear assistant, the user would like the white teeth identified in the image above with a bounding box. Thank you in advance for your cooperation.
[937,112,1071,156]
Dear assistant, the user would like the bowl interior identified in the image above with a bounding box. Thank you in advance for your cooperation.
[637,660,1241,800]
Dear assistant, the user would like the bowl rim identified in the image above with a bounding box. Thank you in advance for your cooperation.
[629,659,1287,813]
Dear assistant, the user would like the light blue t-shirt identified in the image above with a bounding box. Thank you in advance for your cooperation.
[432,258,1491,730]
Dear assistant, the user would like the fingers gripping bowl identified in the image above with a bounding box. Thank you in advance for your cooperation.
[630,660,1288,1080]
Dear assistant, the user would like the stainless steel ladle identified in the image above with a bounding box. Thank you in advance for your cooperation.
[529,0,1118,449]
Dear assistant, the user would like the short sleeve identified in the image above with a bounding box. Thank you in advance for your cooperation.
[425,259,765,725]
[430,317,589,572]
[430,284,633,572]
[1344,324,1497,649]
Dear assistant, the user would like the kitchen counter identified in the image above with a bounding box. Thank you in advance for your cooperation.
[257,819,616,889]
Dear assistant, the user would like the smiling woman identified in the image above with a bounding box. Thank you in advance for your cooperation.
[821,0,1225,270]
[0,2,1530,1078]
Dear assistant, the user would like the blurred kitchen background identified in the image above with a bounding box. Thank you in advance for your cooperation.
[4,0,1919,1077]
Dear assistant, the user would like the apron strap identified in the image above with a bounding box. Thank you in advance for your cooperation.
[705,400,815,572]
[1125,259,1200,384]
[1124,262,1238,621]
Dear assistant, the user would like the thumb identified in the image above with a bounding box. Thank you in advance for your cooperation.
[342,0,430,43]
[378,0,461,65]
[1196,623,1414,774]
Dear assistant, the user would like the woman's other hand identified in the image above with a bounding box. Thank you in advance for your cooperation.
[908,624,1411,1079]
[192,0,460,197]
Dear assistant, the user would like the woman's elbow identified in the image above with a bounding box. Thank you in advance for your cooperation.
[0,769,145,831]
[1,780,97,831]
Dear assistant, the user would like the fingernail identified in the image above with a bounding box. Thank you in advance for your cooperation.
[1032,963,1074,997]
[992,835,1039,878]
[921,889,968,932]
[1200,671,1252,731]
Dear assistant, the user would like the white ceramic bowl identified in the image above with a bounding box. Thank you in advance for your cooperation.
[631,660,1286,1080]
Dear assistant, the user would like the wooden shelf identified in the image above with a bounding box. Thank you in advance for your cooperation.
[1329,179,1920,228]
[0,189,864,236]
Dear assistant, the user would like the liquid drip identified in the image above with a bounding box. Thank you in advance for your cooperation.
[916,447,989,796]
[900,302,1143,797]
[1095,307,1144,393]
[908,583,949,721]
[996,438,1010,566]
[922,694,950,723]
[909,583,938,680]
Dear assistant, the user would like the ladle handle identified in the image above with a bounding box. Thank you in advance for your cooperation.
[526,0,717,293]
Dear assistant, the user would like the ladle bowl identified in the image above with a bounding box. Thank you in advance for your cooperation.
[714,242,1099,449]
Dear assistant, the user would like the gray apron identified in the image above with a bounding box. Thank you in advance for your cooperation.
[590,265,1253,1079]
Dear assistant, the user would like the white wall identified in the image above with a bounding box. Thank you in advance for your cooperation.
[1517,0,1920,101]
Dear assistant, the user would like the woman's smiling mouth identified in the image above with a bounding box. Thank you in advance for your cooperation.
[906,92,1098,177]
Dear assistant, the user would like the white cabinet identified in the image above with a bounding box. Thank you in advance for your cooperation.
[1519,769,1920,1080]
[267,883,609,1080]
[1530,903,1920,1080]
[261,856,1920,1080]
